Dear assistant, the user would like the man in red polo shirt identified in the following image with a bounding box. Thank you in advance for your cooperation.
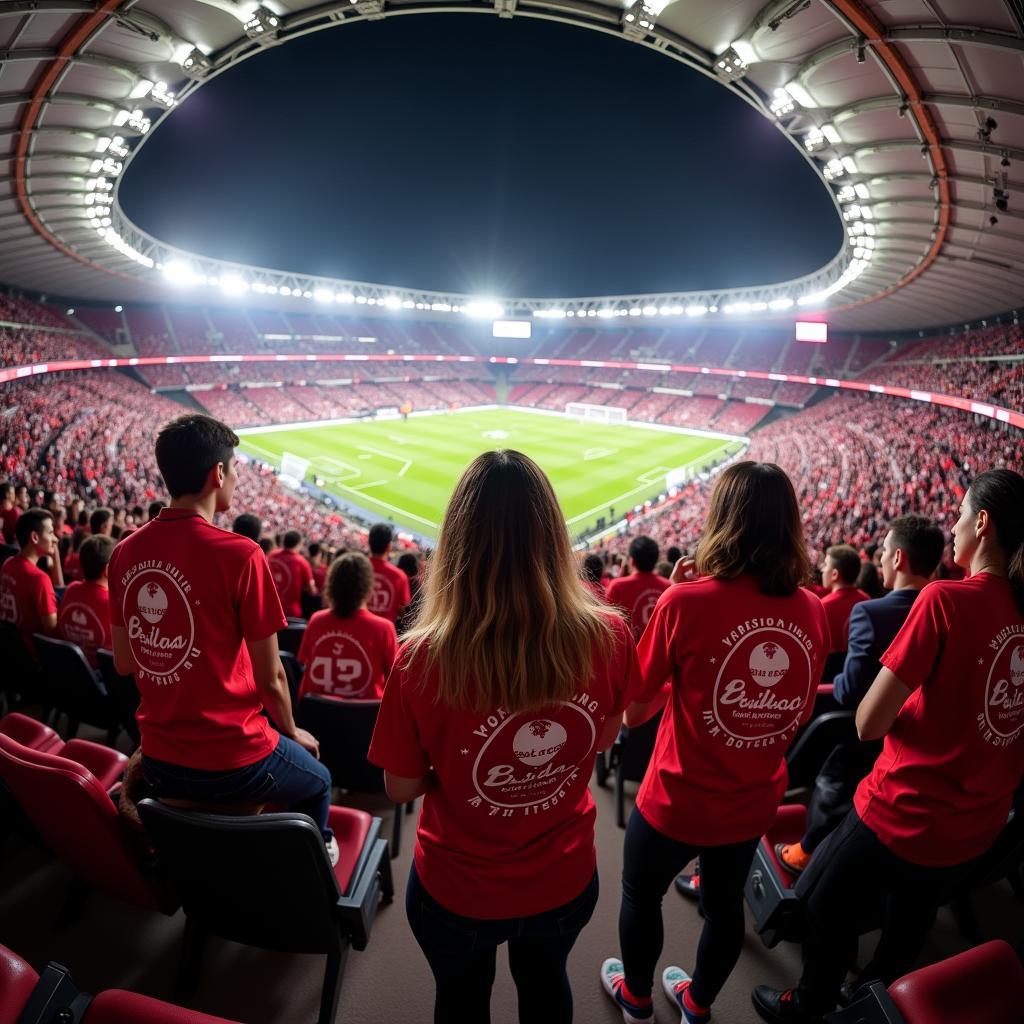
[819,544,870,653]
[605,536,671,642]
[268,529,316,618]
[109,414,337,862]
[58,534,115,669]
[0,507,60,661]
[367,523,411,624]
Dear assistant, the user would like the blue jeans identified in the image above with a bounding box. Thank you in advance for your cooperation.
[142,734,334,842]
[406,864,599,1024]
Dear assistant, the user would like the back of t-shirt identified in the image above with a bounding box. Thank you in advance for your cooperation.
[58,580,110,668]
[856,573,1024,866]
[268,548,311,618]
[635,573,829,845]
[108,508,287,771]
[298,607,397,700]
[606,571,671,641]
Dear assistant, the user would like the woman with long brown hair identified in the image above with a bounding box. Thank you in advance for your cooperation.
[369,449,638,1024]
[601,461,829,1024]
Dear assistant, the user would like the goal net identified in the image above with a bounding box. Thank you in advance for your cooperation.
[565,402,627,425]
[279,451,310,489]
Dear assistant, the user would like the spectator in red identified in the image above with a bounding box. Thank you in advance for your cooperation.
[370,450,638,1024]
[58,534,115,668]
[307,541,330,594]
[62,527,87,583]
[605,536,671,642]
[602,462,828,1024]
[268,529,316,618]
[298,552,397,700]
[89,507,113,537]
[109,414,336,863]
[1,481,19,546]
[753,468,1024,1022]
[819,544,870,653]
[231,512,262,543]
[582,553,606,601]
[0,508,59,660]
[367,523,410,623]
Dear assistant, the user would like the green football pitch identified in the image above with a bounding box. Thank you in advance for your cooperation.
[238,407,742,540]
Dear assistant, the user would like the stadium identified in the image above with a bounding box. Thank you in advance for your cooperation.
[0,1,1022,1023]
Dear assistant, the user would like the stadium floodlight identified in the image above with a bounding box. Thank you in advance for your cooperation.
[89,157,122,176]
[784,81,816,108]
[313,288,334,303]
[180,47,212,79]
[465,299,505,318]
[383,295,402,310]
[336,292,355,303]
[841,155,858,175]
[859,204,873,218]
[836,185,856,203]
[823,158,845,181]
[769,88,796,118]
[86,177,112,191]
[769,297,794,310]
[622,0,658,35]
[129,79,154,100]
[723,301,751,315]
[113,108,150,133]
[686,305,708,317]
[94,137,112,153]
[151,82,176,108]
[821,123,842,144]
[220,274,248,295]
[163,260,201,286]
[243,5,280,39]
[854,182,870,200]
[714,46,748,81]
[642,305,658,317]
[803,127,826,153]
[108,136,128,158]
[597,308,615,318]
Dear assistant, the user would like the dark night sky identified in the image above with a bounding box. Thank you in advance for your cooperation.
[119,15,842,298]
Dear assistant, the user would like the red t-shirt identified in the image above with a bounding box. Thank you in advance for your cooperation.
[368,614,640,918]
[854,573,1024,867]
[1,506,20,546]
[108,508,287,770]
[58,580,111,668]
[821,587,870,652]
[367,556,411,623]
[62,551,83,583]
[0,555,57,660]
[635,573,829,845]
[267,548,313,618]
[605,571,671,641]
[312,562,327,593]
[298,607,398,700]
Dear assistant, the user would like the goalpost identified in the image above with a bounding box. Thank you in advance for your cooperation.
[565,401,627,425]
[279,451,310,489]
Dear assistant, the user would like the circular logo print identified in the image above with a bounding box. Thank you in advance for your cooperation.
[749,641,790,687]
[307,630,374,698]
[635,591,661,631]
[368,574,394,615]
[985,640,1024,741]
[270,556,293,593]
[473,703,595,809]
[123,569,194,677]
[712,627,811,742]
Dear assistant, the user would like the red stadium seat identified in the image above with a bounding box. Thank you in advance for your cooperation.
[0,733,177,915]
[744,804,807,947]
[0,943,38,1024]
[84,990,242,1023]
[0,711,62,754]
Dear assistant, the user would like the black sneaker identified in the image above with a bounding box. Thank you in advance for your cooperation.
[751,986,821,1023]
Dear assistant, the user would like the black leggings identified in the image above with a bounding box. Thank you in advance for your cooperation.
[795,809,972,1014]
[619,808,759,1007]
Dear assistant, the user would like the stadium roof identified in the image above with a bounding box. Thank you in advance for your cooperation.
[1,0,1022,332]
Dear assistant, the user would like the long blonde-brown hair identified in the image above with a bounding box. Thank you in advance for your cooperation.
[402,449,619,711]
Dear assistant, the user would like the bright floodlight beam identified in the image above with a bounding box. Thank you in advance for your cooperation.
[243,5,280,39]
[465,300,505,319]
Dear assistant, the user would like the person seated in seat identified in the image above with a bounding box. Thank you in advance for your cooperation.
[819,544,870,655]
[366,523,411,624]
[0,508,60,661]
[777,515,945,874]
[298,552,397,701]
[752,468,1024,1023]
[268,529,316,619]
[57,534,115,669]
[601,462,828,1024]
[108,413,337,864]
[604,536,670,642]
[370,450,639,1024]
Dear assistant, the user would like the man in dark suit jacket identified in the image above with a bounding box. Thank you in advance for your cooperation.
[777,516,945,874]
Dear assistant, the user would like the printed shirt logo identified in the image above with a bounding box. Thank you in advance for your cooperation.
[465,696,599,815]
[368,573,395,615]
[0,578,19,625]
[123,568,197,682]
[980,640,1024,746]
[307,630,373,698]
[633,589,662,632]
[270,555,294,595]
[706,626,812,748]
[62,601,103,646]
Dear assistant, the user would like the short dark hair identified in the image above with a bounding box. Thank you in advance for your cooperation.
[887,515,944,578]
[232,513,261,542]
[582,554,604,584]
[308,541,323,559]
[967,469,1024,612]
[0,481,12,501]
[155,414,239,499]
[283,529,302,550]
[327,551,374,618]
[628,535,659,573]
[15,508,52,549]
[368,523,393,555]
[79,534,116,581]
[89,507,113,534]
[396,552,419,578]
[147,500,165,521]
[696,462,811,596]
[826,544,862,585]
[666,546,682,565]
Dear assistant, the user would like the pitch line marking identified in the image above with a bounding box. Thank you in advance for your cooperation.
[356,444,412,477]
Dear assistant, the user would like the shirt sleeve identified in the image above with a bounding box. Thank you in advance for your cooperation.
[237,548,288,642]
[300,557,313,586]
[107,550,125,628]
[297,614,315,665]
[368,657,431,778]
[38,573,57,618]
[382,620,399,676]
[879,583,947,692]
[610,616,643,714]
[634,587,678,704]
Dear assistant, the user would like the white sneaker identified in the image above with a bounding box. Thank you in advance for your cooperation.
[325,836,340,866]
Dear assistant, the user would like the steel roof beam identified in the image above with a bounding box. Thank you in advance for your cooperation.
[832,92,1024,123]
[0,2,93,15]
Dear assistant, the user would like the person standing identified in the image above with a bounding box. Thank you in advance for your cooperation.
[366,523,411,624]
[601,462,828,1024]
[605,536,670,642]
[752,468,1024,1022]
[370,450,639,1024]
